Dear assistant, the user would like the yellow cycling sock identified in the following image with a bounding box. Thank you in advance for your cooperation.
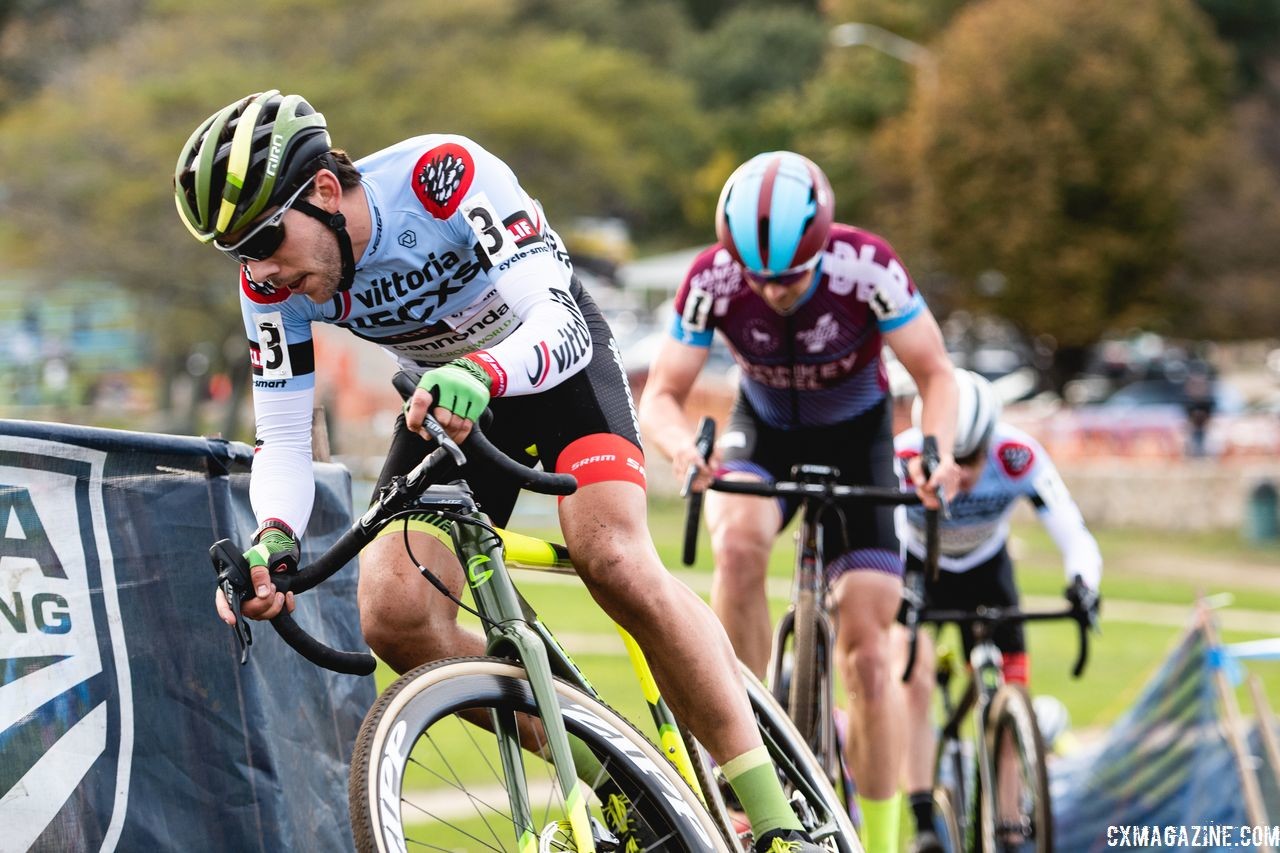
[722,746,803,838]
[856,792,902,853]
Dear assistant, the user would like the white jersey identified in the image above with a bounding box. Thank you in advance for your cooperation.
[894,423,1102,588]
[238,135,590,536]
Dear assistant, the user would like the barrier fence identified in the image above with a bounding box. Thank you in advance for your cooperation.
[0,420,375,853]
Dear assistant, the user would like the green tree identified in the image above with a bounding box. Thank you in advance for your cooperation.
[0,0,711,434]
[880,0,1231,386]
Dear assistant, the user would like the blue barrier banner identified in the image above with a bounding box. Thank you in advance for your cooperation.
[1050,620,1275,850]
[0,420,376,852]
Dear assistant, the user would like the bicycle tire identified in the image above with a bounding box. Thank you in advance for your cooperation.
[349,657,729,853]
[930,785,964,853]
[787,588,824,748]
[684,663,863,853]
[981,684,1052,853]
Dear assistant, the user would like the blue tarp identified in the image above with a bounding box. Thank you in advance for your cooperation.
[1050,618,1278,851]
[0,420,376,853]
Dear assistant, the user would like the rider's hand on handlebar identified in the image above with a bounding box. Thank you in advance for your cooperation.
[906,452,960,511]
[214,524,299,626]
[672,442,717,494]
[407,360,492,444]
[1066,575,1101,633]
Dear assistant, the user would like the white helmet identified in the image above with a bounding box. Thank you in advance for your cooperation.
[912,368,1002,459]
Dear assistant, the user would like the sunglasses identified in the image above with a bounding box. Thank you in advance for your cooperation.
[742,254,822,289]
[215,175,316,264]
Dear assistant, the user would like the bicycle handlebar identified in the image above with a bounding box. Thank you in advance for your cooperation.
[210,409,578,675]
[680,417,716,566]
[901,598,1092,682]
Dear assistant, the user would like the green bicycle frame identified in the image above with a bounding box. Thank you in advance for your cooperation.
[445,513,707,852]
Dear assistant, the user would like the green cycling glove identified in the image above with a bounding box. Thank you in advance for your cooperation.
[244,521,299,575]
[417,358,493,421]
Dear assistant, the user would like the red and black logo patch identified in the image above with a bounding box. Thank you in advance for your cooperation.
[996,441,1034,478]
[240,267,289,305]
[413,143,474,219]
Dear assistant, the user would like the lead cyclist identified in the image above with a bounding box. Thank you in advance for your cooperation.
[174,90,829,852]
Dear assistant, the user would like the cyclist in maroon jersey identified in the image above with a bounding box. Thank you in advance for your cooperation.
[640,151,960,853]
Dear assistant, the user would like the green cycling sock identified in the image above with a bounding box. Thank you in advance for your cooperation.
[722,746,802,838]
[856,792,902,853]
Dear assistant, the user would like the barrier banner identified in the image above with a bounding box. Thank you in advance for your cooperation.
[0,420,375,853]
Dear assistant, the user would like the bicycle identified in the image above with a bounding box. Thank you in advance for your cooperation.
[899,576,1094,853]
[210,407,859,852]
[680,416,940,817]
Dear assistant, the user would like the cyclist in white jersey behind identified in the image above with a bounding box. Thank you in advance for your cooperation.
[174,90,830,852]
[893,369,1102,853]
[639,150,961,853]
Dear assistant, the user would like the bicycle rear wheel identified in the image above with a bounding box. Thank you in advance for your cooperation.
[350,657,728,853]
[981,684,1052,853]
[684,663,863,853]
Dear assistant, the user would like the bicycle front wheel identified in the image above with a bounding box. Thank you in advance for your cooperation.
[982,684,1052,853]
[930,785,964,853]
[349,657,728,853]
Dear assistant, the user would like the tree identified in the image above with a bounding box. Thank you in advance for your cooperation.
[875,0,1231,386]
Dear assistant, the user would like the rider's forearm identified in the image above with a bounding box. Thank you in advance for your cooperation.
[249,387,316,537]
[638,388,695,461]
[912,367,958,459]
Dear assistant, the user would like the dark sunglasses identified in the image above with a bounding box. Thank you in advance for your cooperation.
[215,176,315,264]
[743,260,819,289]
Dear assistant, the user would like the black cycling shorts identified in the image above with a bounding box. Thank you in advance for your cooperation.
[374,277,643,529]
[909,545,1025,656]
[719,395,902,582]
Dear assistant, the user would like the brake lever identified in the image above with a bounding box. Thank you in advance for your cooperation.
[210,539,254,665]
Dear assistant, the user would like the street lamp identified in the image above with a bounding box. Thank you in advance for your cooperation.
[829,21,938,266]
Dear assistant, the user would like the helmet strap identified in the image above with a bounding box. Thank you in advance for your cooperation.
[294,199,357,292]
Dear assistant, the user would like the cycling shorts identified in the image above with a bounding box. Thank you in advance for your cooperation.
[720,395,902,582]
[373,277,643,543]
[909,545,1026,658]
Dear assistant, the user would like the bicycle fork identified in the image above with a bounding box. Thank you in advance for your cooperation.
[455,521,599,853]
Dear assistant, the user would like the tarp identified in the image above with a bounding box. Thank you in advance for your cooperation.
[0,420,375,853]
[1050,618,1277,850]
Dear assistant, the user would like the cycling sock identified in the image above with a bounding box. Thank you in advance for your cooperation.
[856,792,902,853]
[722,746,802,838]
[908,790,934,832]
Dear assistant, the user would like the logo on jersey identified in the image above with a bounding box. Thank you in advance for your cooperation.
[398,230,417,248]
[797,313,839,353]
[413,143,474,219]
[744,319,778,353]
[996,441,1034,478]
[0,438,133,852]
[240,267,289,305]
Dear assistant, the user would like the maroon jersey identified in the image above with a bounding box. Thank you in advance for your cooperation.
[670,224,925,428]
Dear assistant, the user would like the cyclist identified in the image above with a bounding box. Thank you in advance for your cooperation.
[638,150,961,853]
[894,368,1102,853]
[174,91,827,852]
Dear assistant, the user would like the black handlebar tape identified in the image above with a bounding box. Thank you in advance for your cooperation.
[681,417,716,566]
[271,610,377,676]
[461,428,577,495]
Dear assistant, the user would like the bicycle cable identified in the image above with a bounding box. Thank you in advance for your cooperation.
[395,510,502,630]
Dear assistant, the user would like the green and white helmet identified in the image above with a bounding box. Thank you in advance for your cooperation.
[174,90,331,244]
